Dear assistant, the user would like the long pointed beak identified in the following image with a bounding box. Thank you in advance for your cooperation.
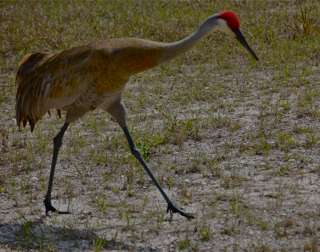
[234,29,259,61]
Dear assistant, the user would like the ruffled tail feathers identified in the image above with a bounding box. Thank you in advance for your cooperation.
[16,52,56,132]
[16,109,62,132]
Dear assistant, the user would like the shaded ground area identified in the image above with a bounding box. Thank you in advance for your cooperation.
[1,0,320,251]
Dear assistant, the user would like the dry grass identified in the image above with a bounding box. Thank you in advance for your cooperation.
[1,0,320,251]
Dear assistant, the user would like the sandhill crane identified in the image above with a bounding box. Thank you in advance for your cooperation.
[16,11,258,220]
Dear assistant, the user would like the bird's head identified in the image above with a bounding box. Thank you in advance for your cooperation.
[214,11,259,60]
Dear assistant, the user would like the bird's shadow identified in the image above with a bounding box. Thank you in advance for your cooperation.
[0,219,158,251]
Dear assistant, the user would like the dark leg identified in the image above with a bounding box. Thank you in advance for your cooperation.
[121,126,194,220]
[107,101,194,220]
[44,122,69,215]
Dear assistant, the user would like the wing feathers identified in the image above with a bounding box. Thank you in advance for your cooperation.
[16,52,54,131]
[15,47,92,131]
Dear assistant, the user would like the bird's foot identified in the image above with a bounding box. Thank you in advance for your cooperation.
[167,202,194,221]
[44,198,70,216]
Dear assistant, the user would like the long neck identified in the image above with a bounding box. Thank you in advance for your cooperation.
[160,15,219,63]
[113,15,219,75]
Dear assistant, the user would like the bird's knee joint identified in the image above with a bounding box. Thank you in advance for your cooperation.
[53,136,63,148]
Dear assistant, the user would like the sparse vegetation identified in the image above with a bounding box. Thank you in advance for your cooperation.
[1,0,320,251]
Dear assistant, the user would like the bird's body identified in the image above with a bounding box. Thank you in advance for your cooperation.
[16,38,170,129]
[16,11,258,219]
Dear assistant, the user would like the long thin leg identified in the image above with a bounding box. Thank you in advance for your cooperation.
[43,122,69,215]
[107,100,194,219]
[121,126,194,220]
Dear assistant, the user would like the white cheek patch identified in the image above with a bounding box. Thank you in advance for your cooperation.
[216,19,234,35]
